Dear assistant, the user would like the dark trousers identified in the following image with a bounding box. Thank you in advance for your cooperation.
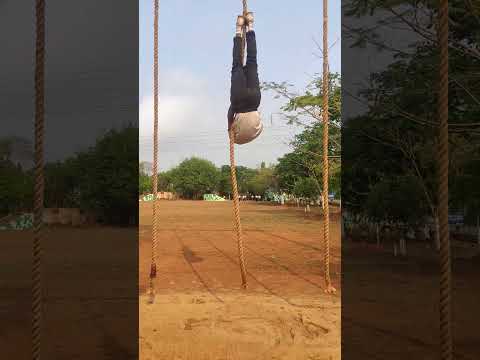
[230,31,261,114]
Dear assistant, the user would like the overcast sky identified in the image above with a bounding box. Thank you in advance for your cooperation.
[139,1,341,171]
[1,1,341,171]
[1,1,420,171]
[1,0,137,168]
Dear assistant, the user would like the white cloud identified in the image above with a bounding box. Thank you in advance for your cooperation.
[140,67,214,137]
[140,94,201,137]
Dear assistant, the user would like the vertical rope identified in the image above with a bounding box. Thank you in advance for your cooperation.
[229,130,248,288]
[33,0,45,358]
[149,0,159,304]
[228,0,249,289]
[322,0,335,294]
[438,0,452,359]
[242,0,248,14]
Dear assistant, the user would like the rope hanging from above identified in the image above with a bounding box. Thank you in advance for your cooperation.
[149,0,160,304]
[229,0,250,289]
[229,131,248,288]
[437,0,452,358]
[33,0,45,359]
[322,0,335,295]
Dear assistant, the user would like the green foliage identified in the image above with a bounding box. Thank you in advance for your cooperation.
[217,165,256,197]
[73,126,138,224]
[157,171,174,192]
[144,160,278,200]
[1,126,139,225]
[139,173,152,195]
[293,178,319,201]
[0,137,34,215]
[263,73,341,128]
[0,160,33,215]
[246,165,277,196]
[342,0,480,224]
[365,176,429,225]
[264,72,342,199]
[275,152,309,193]
[168,157,220,199]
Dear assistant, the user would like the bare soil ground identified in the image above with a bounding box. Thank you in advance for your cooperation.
[3,199,477,359]
[0,200,340,359]
[139,200,341,360]
[342,239,480,360]
[1,226,138,359]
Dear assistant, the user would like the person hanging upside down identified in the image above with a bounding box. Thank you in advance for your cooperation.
[228,12,263,145]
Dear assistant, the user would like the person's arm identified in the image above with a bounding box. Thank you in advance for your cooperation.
[228,105,235,131]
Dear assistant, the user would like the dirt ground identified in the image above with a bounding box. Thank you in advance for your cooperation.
[342,242,480,360]
[0,200,339,359]
[139,200,341,360]
[1,226,138,359]
[2,200,478,359]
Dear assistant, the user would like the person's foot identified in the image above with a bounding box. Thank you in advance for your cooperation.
[245,12,254,31]
[236,15,245,27]
[236,15,245,36]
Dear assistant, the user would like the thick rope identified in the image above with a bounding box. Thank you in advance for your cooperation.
[438,0,452,359]
[229,130,248,288]
[149,0,159,304]
[227,0,249,289]
[322,0,335,294]
[33,0,45,359]
[242,0,248,14]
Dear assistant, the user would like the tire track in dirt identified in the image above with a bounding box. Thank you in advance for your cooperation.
[245,230,341,286]
[172,229,224,303]
[242,232,323,291]
[259,227,341,261]
[175,229,258,292]
[197,228,325,292]
[140,228,198,294]
[244,243,324,291]
[193,231,335,309]
[258,229,322,252]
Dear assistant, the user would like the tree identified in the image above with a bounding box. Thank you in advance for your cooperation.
[342,0,480,229]
[246,165,277,196]
[169,157,220,199]
[264,73,342,201]
[275,151,309,193]
[293,177,320,202]
[139,173,152,195]
[74,125,139,224]
[218,165,257,197]
[365,176,429,226]
[0,160,33,215]
[157,170,175,192]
